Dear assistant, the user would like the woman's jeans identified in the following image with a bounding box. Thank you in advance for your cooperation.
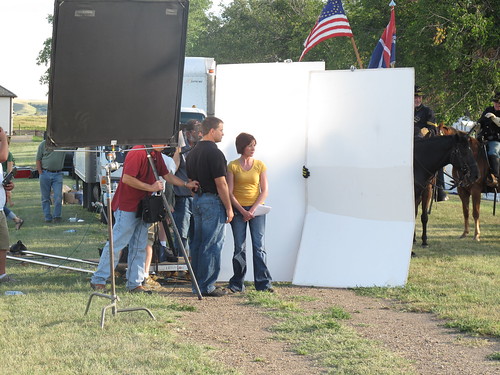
[229,208,272,291]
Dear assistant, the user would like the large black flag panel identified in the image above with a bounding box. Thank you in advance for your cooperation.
[47,0,189,147]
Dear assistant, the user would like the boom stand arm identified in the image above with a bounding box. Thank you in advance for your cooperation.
[85,146,156,328]
[145,148,203,300]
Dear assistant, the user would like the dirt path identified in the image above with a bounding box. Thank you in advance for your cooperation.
[156,283,499,375]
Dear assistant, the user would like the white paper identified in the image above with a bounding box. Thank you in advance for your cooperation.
[254,205,271,216]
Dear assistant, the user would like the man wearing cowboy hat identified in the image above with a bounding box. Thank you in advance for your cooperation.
[414,85,438,138]
[477,92,500,187]
[413,85,448,200]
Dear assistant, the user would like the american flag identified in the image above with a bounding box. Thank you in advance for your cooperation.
[299,0,353,61]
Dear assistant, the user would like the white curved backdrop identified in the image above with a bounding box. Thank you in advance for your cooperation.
[214,63,414,287]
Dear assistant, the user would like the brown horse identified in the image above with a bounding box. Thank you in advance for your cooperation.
[439,124,490,241]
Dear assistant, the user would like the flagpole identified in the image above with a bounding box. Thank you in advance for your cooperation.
[350,37,364,69]
[389,1,396,68]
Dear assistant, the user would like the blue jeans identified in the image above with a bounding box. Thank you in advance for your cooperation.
[3,205,15,220]
[91,209,149,290]
[487,141,500,157]
[173,196,194,255]
[190,194,226,294]
[39,171,63,221]
[229,208,272,291]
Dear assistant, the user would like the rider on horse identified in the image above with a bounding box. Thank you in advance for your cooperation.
[476,92,500,187]
[414,85,448,201]
[414,85,438,138]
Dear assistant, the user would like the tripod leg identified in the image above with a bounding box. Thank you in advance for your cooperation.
[145,148,203,299]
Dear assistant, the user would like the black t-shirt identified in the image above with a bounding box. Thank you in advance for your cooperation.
[186,141,227,194]
[414,104,437,137]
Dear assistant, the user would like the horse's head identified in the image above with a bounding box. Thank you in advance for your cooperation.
[439,124,457,136]
[450,133,479,187]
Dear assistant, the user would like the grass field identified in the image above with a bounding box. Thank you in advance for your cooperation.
[1,140,499,374]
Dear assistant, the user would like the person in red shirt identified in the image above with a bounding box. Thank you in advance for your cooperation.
[90,145,198,293]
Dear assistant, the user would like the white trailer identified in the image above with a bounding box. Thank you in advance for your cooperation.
[181,57,216,116]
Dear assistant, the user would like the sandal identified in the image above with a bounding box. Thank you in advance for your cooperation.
[15,219,24,230]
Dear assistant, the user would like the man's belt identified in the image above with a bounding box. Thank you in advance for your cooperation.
[43,169,62,173]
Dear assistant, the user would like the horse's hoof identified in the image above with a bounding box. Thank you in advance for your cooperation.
[411,251,417,257]
[421,244,428,248]
[459,234,467,239]
[473,237,480,242]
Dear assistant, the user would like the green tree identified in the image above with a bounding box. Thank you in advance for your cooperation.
[191,0,499,123]
[342,0,499,123]
[38,0,499,123]
[192,0,363,68]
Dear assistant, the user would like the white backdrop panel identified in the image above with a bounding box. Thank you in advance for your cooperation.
[215,62,325,282]
[293,68,415,287]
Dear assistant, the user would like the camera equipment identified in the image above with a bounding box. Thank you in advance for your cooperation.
[2,166,17,186]
[162,146,177,157]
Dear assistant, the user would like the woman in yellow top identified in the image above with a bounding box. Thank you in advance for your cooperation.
[227,133,273,292]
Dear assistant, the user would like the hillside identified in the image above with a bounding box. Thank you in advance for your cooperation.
[13,99,47,116]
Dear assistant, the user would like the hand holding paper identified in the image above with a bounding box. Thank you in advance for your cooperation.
[254,205,271,216]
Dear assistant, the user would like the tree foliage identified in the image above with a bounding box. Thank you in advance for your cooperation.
[37,0,499,123]
[189,0,499,123]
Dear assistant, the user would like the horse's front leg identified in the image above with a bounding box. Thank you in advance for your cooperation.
[421,209,429,247]
[420,187,431,247]
[457,187,470,239]
[414,203,419,244]
[471,186,482,241]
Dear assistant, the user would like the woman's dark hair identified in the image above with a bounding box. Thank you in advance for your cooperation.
[235,132,256,154]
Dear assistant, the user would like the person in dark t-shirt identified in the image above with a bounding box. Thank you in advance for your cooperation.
[186,117,233,297]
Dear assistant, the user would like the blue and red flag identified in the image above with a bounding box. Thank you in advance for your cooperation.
[299,0,353,61]
[368,4,396,68]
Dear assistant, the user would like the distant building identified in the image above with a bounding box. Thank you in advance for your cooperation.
[0,85,16,135]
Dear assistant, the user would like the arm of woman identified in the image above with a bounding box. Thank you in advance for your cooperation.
[248,170,269,216]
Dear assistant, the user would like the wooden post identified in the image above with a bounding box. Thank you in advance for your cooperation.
[350,37,364,69]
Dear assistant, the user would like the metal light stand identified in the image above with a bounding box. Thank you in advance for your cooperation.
[85,144,156,328]
[145,147,203,300]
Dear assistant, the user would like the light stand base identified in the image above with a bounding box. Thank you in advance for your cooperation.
[85,291,156,329]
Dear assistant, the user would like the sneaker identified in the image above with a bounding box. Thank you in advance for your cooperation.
[129,286,153,294]
[53,217,62,223]
[0,274,16,283]
[15,219,24,230]
[227,286,243,293]
[166,255,178,263]
[90,282,106,291]
[202,287,228,297]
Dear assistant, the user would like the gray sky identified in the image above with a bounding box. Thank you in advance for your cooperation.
[0,0,53,100]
